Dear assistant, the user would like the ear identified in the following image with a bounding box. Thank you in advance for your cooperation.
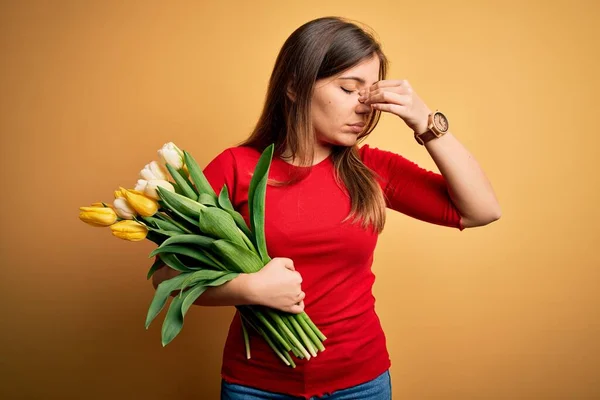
[286,82,296,102]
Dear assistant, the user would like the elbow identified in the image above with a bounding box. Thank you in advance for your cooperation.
[491,207,502,222]
[461,206,501,228]
[486,202,502,223]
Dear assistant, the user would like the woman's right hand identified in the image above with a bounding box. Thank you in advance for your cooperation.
[247,257,305,314]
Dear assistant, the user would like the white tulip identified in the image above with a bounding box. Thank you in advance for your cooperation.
[113,198,137,219]
[135,179,148,192]
[157,142,184,170]
[144,179,175,200]
[140,160,168,181]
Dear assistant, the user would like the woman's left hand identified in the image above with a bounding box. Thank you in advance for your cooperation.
[358,80,432,134]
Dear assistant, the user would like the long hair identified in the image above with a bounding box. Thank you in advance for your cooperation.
[236,16,389,234]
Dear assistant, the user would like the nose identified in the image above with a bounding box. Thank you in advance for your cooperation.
[355,100,372,114]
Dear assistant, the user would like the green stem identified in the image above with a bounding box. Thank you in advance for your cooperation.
[240,308,295,367]
[240,314,251,359]
[301,312,327,341]
[288,314,316,357]
[155,212,193,234]
[267,310,310,360]
[294,314,324,352]
[255,322,292,367]
[252,308,292,352]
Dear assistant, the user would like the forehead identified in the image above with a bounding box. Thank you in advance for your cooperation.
[335,56,380,87]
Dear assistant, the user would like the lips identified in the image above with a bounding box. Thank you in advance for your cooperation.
[347,123,365,133]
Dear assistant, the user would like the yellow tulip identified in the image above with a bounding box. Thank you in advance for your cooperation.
[110,220,148,241]
[119,187,158,217]
[79,206,117,227]
[91,202,114,209]
[115,188,144,199]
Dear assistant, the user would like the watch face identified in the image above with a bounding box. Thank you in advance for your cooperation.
[433,112,449,132]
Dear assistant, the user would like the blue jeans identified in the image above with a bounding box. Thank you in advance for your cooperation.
[221,369,391,399]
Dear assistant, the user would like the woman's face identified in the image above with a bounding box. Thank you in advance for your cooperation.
[310,54,380,154]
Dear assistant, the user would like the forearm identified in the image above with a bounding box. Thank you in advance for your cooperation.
[152,265,256,307]
[424,132,501,227]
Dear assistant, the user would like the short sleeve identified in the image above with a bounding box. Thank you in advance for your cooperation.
[202,148,237,206]
[359,144,464,230]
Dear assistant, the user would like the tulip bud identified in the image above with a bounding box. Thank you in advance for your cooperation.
[119,187,158,217]
[158,142,184,170]
[140,160,168,181]
[91,202,114,209]
[110,220,148,241]
[79,206,117,227]
[113,198,137,219]
[135,179,148,192]
[144,179,175,200]
[115,188,144,199]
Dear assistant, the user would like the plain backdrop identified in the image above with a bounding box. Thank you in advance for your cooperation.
[1,0,598,398]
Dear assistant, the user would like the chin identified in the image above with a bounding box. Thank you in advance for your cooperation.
[337,133,359,145]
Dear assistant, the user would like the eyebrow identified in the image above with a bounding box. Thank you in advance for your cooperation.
[338,76,367,85]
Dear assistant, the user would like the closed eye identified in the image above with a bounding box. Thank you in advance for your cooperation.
[341,87,354,95]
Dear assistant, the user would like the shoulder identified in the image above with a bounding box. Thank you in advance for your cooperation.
[205,145,260,168]
[358,143,412,169]
[215,145,261,164]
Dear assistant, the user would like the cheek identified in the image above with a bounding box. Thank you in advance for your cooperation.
[312,93,348,133]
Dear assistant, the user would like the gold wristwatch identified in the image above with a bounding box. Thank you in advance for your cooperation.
[414,110,449,145]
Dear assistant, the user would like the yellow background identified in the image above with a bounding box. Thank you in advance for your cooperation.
[1,0,598,398]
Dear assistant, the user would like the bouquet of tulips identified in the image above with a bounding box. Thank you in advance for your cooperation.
[78,142,326,367]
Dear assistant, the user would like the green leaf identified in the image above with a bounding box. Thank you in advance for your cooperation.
[156,187,202,226]
[161,293,186,346]
[157,234,216,250]
[217,184,235,210]
[146,225,182,237]
[140,216,160,228]
[155,212,193,233]
[198,193,217,206]
[165,163,197,199]
[211,239,263,273]
[157,253,196,272]
[198,207,246,247]
[146,256,164,280]
[218,185,255,242]
[161,271,241,346]
[142,215,185,235]
[150,218,184,233]
[248,144,274,265]
[180,284,208,314]
[145,272,192,329]
[171,181,183,195]
[178,269,231,292]
[183,150,218,201]
[161,208,198,233]
[181,272,239,313]
[178,167,198,196]
[151,245,222,270]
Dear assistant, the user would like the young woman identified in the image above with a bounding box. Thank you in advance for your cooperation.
[152,16,500,400]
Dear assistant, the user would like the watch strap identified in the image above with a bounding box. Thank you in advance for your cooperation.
[414,129,438,145]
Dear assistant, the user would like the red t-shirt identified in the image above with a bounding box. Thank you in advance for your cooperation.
[197,144,463,399]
